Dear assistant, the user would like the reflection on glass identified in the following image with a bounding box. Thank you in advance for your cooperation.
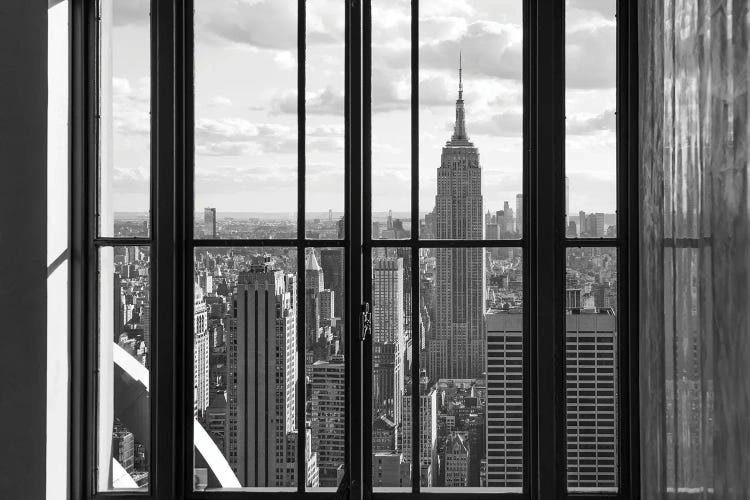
[565,247,618,491]
[565,0,617,238]
[99,0,151,237]
[372,0,411,239]
[305,0,346,239]
[192,247,298,490]
[418,1,523,240]
[194,0,298,239]
[305,248,346,488]
[416,247,523,491]
[370,248,411,490]
[98,246,151,491]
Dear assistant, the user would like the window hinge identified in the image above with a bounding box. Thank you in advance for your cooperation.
[359,302,371,342]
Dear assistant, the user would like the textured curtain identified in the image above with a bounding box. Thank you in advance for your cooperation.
[639,0,750,498]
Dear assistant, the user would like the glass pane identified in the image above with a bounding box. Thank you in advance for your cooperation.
[372,0,411,239]
[565,247,618,491]
[419,1,523,240]
[305,248,346,488]
[420,247,524,491]
[194,0,298,239]
[371,248,412,490]
[97,246,151,491]
[98,0,151,237]
[305,0,346,239]
[192,247,298,490]
[565,0,616,238]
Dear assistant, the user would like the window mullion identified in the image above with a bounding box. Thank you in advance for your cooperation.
[533,0,567,498]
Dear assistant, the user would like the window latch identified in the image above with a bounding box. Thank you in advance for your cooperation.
[359,302,371,341]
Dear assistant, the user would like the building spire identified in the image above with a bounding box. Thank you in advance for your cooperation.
[451,50,468,142]
[459,50,463,99]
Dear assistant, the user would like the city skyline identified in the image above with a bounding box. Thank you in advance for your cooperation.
[104,0,616,217]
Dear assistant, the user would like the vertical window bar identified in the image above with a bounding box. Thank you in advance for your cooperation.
[362,0,373,495]
[296,0,307,492]
[410,0,420,493]
[535,0,566,496]
[522,0,532,495]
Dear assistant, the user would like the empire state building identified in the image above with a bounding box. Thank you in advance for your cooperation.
[427,57,486,380]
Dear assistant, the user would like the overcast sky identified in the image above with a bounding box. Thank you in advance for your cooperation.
[107,0,616,218]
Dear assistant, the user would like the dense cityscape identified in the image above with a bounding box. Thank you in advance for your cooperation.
[107,70,619,491]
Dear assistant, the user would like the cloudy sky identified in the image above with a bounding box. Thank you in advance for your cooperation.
[106,0,616,220]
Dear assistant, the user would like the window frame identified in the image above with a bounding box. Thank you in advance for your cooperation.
[68,0,640,499]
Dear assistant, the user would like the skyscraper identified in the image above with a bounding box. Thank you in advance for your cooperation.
[204,207,216,238]
[485,311,523,488]
[515,194,523,234]
[310,358,346,487]
[225,262,297,486]
[372,257,405,421]
[320,249,344,323]
[429,57,485,380]
[402,370,438,486]
[305,251,325,347]
[565,308,617,490]
[194,283,210,417]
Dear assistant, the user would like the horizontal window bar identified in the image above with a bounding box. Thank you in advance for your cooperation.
[371,493,526,500]
[93,237,152,246]
[185,492,340,500]
[192,239,349,248]
[564,238,624,248]
[366,239,527,249]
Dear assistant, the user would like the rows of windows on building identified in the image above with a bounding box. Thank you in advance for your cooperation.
[108,67,619,491]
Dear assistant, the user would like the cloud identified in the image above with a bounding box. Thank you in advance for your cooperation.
[196,0,344,50]
[566,110,615,135]
[469,112,523,137]
[195,117,297,156]
[194,117,344,156]
[567,0,615,18]
[271,87,344,116]
[198,0,297,50]
[566,23,616,89]
[112,77,150,136]
[209,96,233,107]
[112,0,149,27]
[420,21,523,81]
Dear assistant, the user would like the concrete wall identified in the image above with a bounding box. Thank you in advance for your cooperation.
[0,1,48,499]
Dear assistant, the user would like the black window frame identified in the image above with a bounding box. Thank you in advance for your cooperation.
[68,0,640,499]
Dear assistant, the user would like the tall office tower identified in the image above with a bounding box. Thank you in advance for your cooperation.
[485,312,523,488]
[402,371,438,487]
[443,433,470,487]
[565,175,570,227]
[225,262,297,486]
[319,289,335,324]
[578,211,586,236]
[328,208,333,221]
[395,248,412,330]
[310,359,346,487]
[194,283,210,417]
[372,257,405,421]
[430,58,485,380]
[305,251,325,346]
[372,452,411,487]
[373,342,396,415]
[503,201,514,235]
[515,194,523,234]
[112,427,136,478]
[204,207,217,238]
[565,309,617,489]
[320,249,344,322]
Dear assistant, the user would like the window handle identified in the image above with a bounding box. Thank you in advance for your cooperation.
[359,302,371,341]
